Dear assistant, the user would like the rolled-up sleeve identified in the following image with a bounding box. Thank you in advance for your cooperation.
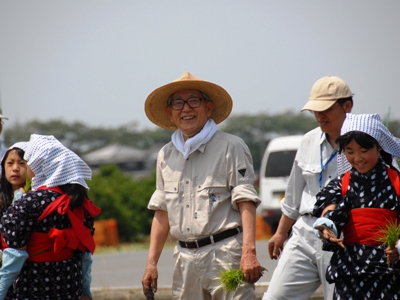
[231,184,261,210]
[147,152,167,211]
[281,160,305,220]
[227,139,261,210]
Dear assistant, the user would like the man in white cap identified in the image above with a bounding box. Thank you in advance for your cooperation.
[142,72,262,300]
[263,75,353,300]
[0,107,9,158]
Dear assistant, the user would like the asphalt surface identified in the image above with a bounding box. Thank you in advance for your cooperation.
[92,239,278,288]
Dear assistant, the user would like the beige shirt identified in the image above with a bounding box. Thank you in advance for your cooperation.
[148,130,260,241]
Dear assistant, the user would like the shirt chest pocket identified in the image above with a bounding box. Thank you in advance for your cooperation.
[301,164,321,194]
[164,181,180,203]
[196,177,227,213]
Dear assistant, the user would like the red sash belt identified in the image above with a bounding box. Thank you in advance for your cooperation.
[343,208,398,245]
[27,231,75,262]
[26,186,101,262]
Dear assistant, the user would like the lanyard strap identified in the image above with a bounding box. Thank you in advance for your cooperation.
[319,133,337,189]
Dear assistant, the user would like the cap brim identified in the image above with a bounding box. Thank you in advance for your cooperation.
[301,100,336,112]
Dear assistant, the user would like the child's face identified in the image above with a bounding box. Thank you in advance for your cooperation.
[344,139,381,176]
[4,149,27,191]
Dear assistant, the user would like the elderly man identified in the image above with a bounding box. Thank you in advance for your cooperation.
[263,75,354,300]
[142,72,262,300]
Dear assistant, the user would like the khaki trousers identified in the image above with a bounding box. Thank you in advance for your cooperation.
[172,232,255,300]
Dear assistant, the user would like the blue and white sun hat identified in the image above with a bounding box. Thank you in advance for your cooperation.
[337,113,400,175]
[24,134,92,191]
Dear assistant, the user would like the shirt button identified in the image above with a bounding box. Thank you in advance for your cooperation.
[186,205,189,208]
[187,228,190,231]
[186,181,189,184]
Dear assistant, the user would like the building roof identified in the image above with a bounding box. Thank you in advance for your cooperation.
[83,144,147,165]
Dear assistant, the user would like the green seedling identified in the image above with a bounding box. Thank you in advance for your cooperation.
[220,266,267,292]
[24,173,31,193]
[374,219,400,266]
[220,268,245,292]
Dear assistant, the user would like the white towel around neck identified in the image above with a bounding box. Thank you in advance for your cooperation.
[171,119,218,159]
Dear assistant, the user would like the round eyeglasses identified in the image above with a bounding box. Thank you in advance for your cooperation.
[169,97,205,111]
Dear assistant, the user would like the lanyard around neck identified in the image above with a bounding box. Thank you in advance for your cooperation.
[319,133,337,189]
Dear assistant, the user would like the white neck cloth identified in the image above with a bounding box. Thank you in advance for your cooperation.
[171,119,218,159]
[337,113,400,175]
[24,134,92,191]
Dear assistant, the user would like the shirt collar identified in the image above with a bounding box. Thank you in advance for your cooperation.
[319,131,327,145]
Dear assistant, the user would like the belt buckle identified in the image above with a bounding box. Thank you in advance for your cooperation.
[184,240,200,249]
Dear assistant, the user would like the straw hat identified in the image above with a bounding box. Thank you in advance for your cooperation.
[301,75,353,112]
[144,72,233,130]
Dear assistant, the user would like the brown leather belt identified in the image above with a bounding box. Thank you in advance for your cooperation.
[179,227,242,249]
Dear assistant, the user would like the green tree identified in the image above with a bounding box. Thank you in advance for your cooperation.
[4,119,171,155]
[88,164,156,242]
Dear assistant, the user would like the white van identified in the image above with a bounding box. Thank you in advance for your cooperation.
[258,135,303,233]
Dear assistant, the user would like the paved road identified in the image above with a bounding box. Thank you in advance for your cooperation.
[92,239,278,288]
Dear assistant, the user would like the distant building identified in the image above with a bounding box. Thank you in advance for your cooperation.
[83,144,151,178]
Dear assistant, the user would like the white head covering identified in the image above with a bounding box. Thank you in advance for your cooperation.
[9,142,28,152]
[0,141,29,175]
[337,113,400,175]
[24,134,92,190]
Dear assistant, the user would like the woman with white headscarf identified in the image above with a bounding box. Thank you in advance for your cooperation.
[0,134,101,300]
[313,113,400,299]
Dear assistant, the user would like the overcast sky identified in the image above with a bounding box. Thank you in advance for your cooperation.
[1,1,399,133]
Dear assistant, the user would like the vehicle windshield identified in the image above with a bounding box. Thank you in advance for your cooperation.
[264,150,297,177]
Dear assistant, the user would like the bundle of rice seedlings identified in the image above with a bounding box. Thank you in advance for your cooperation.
[220,268,245,292]
[219,266,267,292]
[375,219,400,266]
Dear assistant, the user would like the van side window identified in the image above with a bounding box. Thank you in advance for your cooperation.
[265,150,297,178]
